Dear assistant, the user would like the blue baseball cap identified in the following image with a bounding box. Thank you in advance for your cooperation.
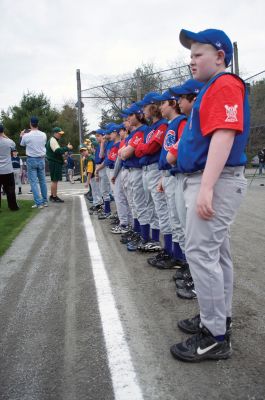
[153,89,179,102]
[123,103,144,115]
[117,123,126,131]
[120,112,129,118]
[136,92,160,107]
[30,116,39,125]
[169,79,204,96]
[179,28,233,67]
[95,128,105,135]
[107,123,120,133]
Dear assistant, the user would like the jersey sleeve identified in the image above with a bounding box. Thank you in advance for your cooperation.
[200,75,245,136]
[129,131,144,148]
[178,120,187,139]
[150,123,167,146]
[168,141,178,157]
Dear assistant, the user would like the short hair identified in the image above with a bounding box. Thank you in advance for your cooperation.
[135,113,148,125]
[168,100,181,114]
[148,104,162,119]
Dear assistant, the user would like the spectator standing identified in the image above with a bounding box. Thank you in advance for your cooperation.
[46,127,73,203]
[0,124,19,211]
[20,117,48,209]
[11,149,23,194]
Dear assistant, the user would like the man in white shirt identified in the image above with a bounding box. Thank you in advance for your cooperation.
[20,117,48,209]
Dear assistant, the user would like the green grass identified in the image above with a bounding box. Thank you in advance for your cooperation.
[0,199,38,257]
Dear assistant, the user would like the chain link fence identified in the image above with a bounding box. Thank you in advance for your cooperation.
[245,70,265,163]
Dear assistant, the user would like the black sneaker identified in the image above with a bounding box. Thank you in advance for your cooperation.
[176,281,197,300]
[53,196,64,203]
[170,326,232,362]
[147,250,181,269]
[178,314,232,336]
[172,264,190,281]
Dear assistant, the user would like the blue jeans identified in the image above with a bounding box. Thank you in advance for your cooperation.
[27,157,48,206]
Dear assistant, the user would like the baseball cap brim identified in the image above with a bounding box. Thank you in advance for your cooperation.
[179,29,206,49]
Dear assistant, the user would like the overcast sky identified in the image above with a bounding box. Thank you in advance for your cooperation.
[1,0,264,130]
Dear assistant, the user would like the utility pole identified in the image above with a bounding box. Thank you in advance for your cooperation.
[233,42,239,76]
[76,69,83,145]
[76,69,84,182]
[135,68,142,102]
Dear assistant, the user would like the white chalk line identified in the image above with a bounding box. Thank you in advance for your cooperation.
[80,196,144,400]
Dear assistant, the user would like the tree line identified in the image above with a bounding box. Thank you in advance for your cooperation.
[0,92,86,154]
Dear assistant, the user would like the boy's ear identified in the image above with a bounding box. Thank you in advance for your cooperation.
[216,49,226,66]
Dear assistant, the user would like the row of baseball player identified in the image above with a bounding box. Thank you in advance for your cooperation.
[79,27,250,363]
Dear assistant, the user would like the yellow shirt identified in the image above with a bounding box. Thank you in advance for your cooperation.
[86,160,94,174]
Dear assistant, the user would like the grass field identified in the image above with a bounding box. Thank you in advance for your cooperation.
[0,199,37,257]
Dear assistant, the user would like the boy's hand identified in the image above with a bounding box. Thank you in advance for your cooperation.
[157,178,164,193]
[67,143,73,150]
[196,186,215,220]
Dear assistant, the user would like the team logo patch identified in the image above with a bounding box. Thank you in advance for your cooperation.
[146,129,154,143]
[225,104,238,122]
[163,130,176,151]
[156,129,164,140]
[133,136,142,145]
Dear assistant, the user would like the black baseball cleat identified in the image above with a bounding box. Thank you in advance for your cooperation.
[98,212,111,220]
[137,240,161,252]
[147,250,182,269]
[172,263,190,281]
[127,236,144,251]
[175,276,193,289]
[176,281,197,300]
[89,205,102,215]
[178,314,232,336]
[120,231,139,244]
[170,326,232,362]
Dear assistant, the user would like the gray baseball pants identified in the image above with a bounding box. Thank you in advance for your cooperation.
[143,164,171,234]
[183,166,247,336]
[121,168,134,220]
[128,168,150,225]
[90,177,102,206]
[98,167,110,202]
[114,170,133,226]
[162,173,185,246]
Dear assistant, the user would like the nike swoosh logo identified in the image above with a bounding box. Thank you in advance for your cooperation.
[197,343,218,355]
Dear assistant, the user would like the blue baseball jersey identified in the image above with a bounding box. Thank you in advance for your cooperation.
[139,119,168,167]
[123,125,149,169]
[95,144,104,164]
[106,141,120,169]
[104,140,114,168]
[177,73,250,173]
[159,115,187,171]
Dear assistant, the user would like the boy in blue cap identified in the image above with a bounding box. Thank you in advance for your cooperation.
[170,29,250,362]
[165,79,204,300]
[94,129,111,218]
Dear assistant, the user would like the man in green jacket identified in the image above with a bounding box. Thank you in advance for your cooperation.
[46,127,73,203]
